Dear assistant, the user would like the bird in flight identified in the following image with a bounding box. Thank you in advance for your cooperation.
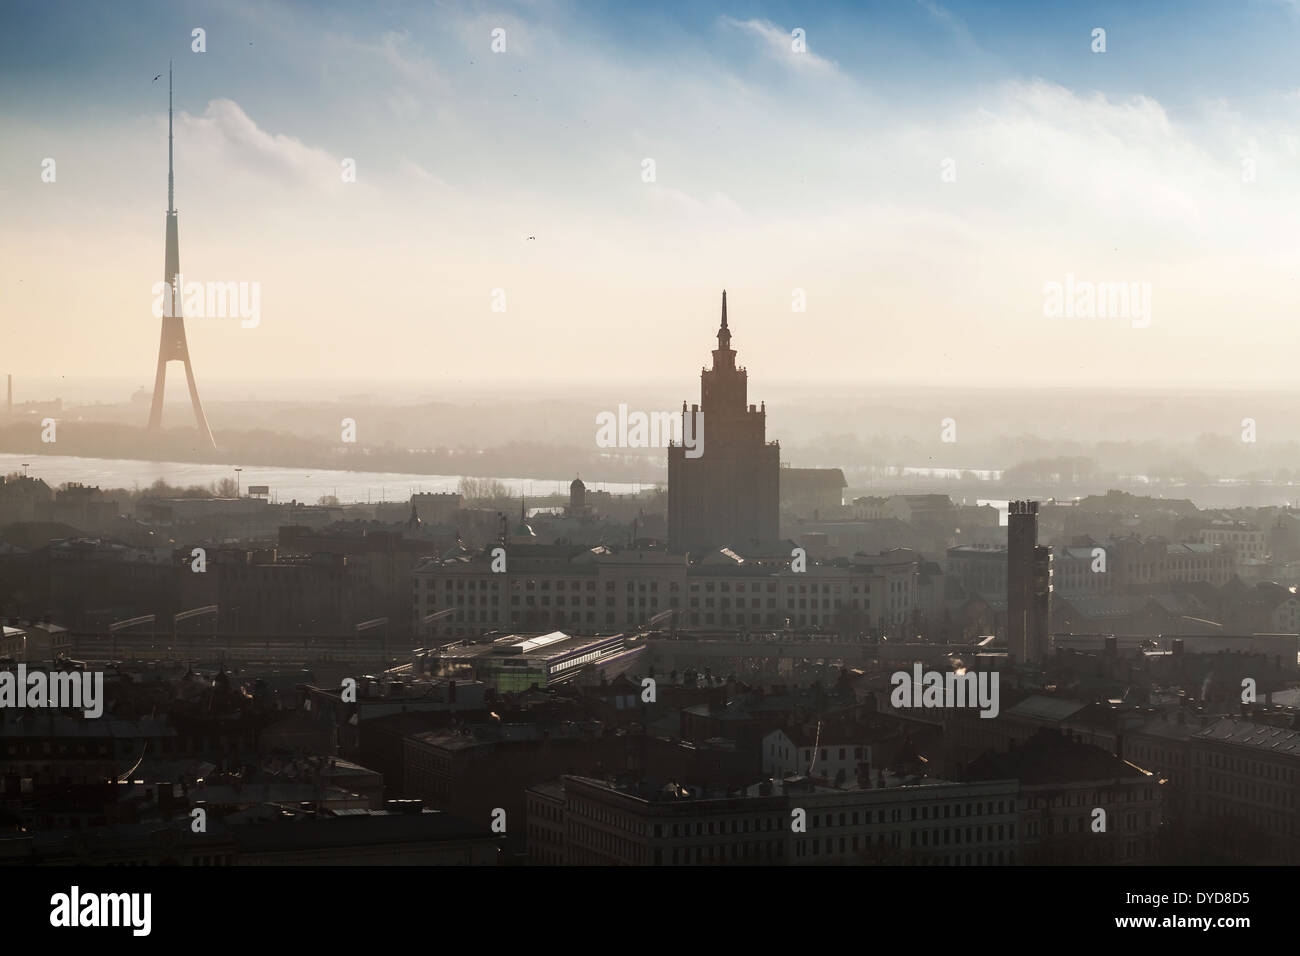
[152,73,162,82]
[527,236,535,240]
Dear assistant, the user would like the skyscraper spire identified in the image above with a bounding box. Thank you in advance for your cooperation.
[717,289,731,354]
[717,287,738,361]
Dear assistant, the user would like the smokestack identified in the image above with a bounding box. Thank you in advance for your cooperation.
[6,374,10,416]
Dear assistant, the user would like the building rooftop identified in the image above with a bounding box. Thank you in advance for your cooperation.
[1197,718,1300,756]
[526,779,567,801]
[437,630,625,665]
[1004,696,1089,724]
[965,730,1148,785]
[230,810,496,853]
[1130,713,1199,742]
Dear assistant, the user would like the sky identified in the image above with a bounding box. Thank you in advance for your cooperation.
[2,0,1300,397]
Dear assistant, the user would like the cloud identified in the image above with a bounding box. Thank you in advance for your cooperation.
[1264,0,1300,20]
[913,0,982,52]
[7,2,1300,387]
[718,17,840,75]
[645,185,746,223]
[350,29,443,85]
[386,89,422,120]
[178,99,342,190]
[396,158,453,191]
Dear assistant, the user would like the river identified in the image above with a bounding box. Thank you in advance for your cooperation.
[0,454,653,503]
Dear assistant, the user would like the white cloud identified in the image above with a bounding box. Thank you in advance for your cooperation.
[718,17,840,75]
[179,99,343,190]
[913,0,982,52]
[350,29,443,85]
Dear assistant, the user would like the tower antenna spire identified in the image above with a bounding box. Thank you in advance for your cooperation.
[148,60,217,450]
[167,60,174,214]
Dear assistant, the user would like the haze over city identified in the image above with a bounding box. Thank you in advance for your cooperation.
[2,0,1299,909]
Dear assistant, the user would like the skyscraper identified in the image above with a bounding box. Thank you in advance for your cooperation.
[146,63,217,449]
[1007,499,1052,663]
[667,291,780,554]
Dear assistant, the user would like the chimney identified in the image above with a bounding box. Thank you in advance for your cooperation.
[448,679,457,703]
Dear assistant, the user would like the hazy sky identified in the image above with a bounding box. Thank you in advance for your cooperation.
[3,0,1300,395]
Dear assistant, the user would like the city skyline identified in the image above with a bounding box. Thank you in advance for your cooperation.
[3,2,1300,893]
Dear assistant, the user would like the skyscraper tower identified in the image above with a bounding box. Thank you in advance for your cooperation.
[146,63,216,449]
[1007,500,1052,663]
[668,291,780,554]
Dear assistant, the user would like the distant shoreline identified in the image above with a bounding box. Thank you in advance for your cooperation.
[0,452,659,504]
[5,451,1298,514]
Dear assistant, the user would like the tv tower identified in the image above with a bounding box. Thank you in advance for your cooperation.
[146,62,216,448]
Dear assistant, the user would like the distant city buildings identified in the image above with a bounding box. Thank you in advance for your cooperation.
[411,543,920,642]
[779,468,847,521]
[7,268,1300,870]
